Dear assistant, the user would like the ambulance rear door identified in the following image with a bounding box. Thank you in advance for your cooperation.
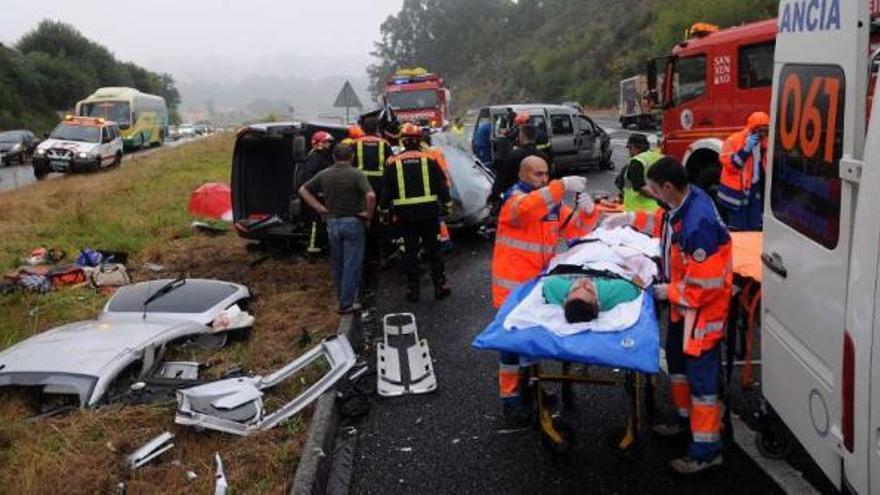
[762,0,868,488]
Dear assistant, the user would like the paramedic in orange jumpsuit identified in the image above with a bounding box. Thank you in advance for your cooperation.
[718,112,769,231]
[492,155,600,423]
[604,156,732,474]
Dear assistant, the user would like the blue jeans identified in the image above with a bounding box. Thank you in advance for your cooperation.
[326,217,365,310]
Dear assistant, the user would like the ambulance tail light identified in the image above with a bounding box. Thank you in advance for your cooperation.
[842,330,855,453]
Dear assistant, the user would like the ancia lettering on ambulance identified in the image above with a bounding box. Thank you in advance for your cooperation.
[778,0,841,34]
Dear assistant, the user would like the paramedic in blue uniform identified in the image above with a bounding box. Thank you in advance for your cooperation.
[605,156,733,474]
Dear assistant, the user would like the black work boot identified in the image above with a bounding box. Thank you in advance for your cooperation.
[406,284,420,302]
[434,283,451,300]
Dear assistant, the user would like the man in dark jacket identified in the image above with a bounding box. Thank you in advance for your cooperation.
[487,124,552,214]
[295,131,335,254]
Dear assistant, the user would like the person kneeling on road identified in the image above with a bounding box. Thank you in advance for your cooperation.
[491,155,601,425]
[299,143,376,315]
[603,156,732,474]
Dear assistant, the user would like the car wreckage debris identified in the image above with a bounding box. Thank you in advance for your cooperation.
[0,279,253,408]
[377,313,437,397]
[175,335,356,436]
[127,432,175,470]
[214,453,229,495]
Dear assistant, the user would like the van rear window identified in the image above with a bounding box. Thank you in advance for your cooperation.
[770,64,844,249]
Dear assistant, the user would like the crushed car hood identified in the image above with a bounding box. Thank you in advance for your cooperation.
[0,319,205,378]
[0,279,251,407]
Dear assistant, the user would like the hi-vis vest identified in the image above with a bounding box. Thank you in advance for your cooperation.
[355,136,388,178]
[387,151,438,206]
[491,180,600,308]
[623,149,663,212]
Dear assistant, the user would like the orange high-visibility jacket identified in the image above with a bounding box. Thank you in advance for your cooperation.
[718,112,768,209]
[423,145,452,188]
[491,180,600,308]
[634,187,733,356]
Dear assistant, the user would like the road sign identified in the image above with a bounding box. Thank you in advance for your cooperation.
[334,81,363,109]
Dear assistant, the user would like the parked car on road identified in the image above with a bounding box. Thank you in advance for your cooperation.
[0,130,40,166]
[32,116,123,179]
[473,104,613,176]
[178,125,196,138]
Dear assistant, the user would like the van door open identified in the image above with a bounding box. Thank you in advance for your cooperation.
[763,1,869,488]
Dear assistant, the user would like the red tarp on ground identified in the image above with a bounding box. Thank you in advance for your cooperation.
[188,182,232,221]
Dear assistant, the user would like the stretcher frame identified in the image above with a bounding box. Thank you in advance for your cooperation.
[528,361,655,456]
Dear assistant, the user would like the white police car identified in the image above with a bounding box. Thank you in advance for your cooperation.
[32,115,123,179]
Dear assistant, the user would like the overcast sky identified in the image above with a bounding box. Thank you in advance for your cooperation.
[0,0,404,83]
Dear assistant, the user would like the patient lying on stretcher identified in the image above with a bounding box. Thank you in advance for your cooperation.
[542,275,641,323]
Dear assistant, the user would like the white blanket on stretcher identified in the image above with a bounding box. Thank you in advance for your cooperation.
[503,227,660,337]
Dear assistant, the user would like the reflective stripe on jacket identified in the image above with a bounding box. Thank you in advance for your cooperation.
[623,149,663,212]
[382,150,452,218]
[634,186,732,356]
[491,180,600,308]
[718,128,763,209]
[355,135,389,177]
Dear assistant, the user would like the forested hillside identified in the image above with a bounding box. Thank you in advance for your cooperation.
[369,0,779,110]
[0,21,180,133]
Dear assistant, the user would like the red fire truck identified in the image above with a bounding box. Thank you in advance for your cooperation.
[648,20,777,190]
[384,68,452,129]
[650,12,880,192]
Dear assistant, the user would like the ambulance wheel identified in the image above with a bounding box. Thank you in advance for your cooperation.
[540,420,576,455]
[755,427,793,459]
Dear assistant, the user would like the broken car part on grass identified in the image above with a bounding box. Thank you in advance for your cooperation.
[127,431,175,470]
[175,335,356,436]
[0,279,253,408]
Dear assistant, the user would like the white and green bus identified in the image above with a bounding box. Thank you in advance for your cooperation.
[76,87,168,150]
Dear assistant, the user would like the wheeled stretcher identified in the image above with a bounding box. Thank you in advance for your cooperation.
[473,228,662,454]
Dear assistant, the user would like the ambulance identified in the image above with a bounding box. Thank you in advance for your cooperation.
[762,1,880,492]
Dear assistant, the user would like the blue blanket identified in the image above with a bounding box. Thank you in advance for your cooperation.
[472,278,660,373]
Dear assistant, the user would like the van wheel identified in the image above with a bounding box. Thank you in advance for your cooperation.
[755,427,793,459]
[112,152,122,167]
[34,168,48,180]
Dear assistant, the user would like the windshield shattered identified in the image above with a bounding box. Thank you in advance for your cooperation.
[50,124,101,143]
[81,101,131,127]
[0,131,23,143]
[387,90,438,110]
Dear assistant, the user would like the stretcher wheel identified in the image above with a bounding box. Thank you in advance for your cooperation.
[540,420,576,455]
[755,427,793,459]
[606,425,641,461]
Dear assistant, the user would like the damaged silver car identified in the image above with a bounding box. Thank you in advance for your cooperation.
[0,278,253,408]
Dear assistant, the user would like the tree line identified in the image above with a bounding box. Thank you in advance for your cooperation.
[0,20,181,134]
[368,0,779,111]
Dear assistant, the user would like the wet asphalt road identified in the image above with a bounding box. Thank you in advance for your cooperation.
[347,122,788,494]
[0,135,207,193]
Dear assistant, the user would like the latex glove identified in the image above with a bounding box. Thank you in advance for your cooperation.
[561,176,588,193]
[576,192,595,215]
[653,283,669,301]
[600,212,635,229]
[743,133,760,153]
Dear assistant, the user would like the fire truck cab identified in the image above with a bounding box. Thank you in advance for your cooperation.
[763,1,880,493]
[651,19,777,192]
[384,68,452,130]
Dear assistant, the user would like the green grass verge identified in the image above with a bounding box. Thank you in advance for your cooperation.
[0,134,233,348]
